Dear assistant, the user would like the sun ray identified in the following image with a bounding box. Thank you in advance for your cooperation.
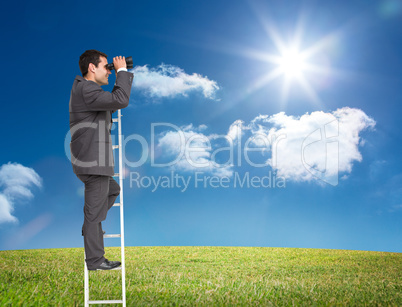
[240,48,281,64]
[300,31,341,60]
[280,76,292,107]
[292,10,307,51]
[297,74,321,107]
[247,67,284,94]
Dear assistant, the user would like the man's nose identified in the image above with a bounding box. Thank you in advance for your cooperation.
[107,70,112,75]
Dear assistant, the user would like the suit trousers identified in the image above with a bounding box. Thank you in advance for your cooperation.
[77,174,120,269]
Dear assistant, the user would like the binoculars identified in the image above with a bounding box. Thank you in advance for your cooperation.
[106,56,133,71]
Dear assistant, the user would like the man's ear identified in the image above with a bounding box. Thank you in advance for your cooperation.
[88,63,96,73]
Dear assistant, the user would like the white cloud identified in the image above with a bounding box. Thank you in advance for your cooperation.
[227,120,245,144]
[132,64,219,100]
[0,194,17,223]
[246,107,375,184]
[153,107,375,185]
[157,124,233,177]
[0,162,42,224]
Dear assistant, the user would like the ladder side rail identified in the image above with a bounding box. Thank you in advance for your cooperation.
[118,109,126,307]
[84,256,89,307]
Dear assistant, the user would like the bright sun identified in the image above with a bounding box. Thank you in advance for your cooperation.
[277,49,306,79]
[241,18,337,106]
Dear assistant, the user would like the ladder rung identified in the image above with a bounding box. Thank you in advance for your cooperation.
[104,234,121,238]
[112,145,119,150]
[112,118,118,123]
[113,173,119,177]
[112,203,121,207]
[89,299,123,304]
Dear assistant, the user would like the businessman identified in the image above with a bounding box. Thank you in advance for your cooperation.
[69,50,133,270]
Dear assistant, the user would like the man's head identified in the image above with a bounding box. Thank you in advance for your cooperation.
[79,49,111,86]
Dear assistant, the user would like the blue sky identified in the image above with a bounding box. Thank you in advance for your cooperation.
[1,0,401,253]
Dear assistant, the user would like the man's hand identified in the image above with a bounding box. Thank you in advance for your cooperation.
[113,56,126,74]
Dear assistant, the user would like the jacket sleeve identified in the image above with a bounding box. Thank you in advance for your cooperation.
[82,71,134,111]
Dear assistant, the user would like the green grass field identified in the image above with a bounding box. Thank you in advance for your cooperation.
[0,246,401,306]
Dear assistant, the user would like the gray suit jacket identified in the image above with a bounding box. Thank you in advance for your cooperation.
[69,71,134,176]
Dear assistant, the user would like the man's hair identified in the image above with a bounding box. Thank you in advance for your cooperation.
[79,49,108,77]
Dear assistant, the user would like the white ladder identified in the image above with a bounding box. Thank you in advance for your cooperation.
[84,109,126,306]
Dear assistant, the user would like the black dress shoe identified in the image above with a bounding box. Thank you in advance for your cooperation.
[88,259,121,271]
[105,259,121,267]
